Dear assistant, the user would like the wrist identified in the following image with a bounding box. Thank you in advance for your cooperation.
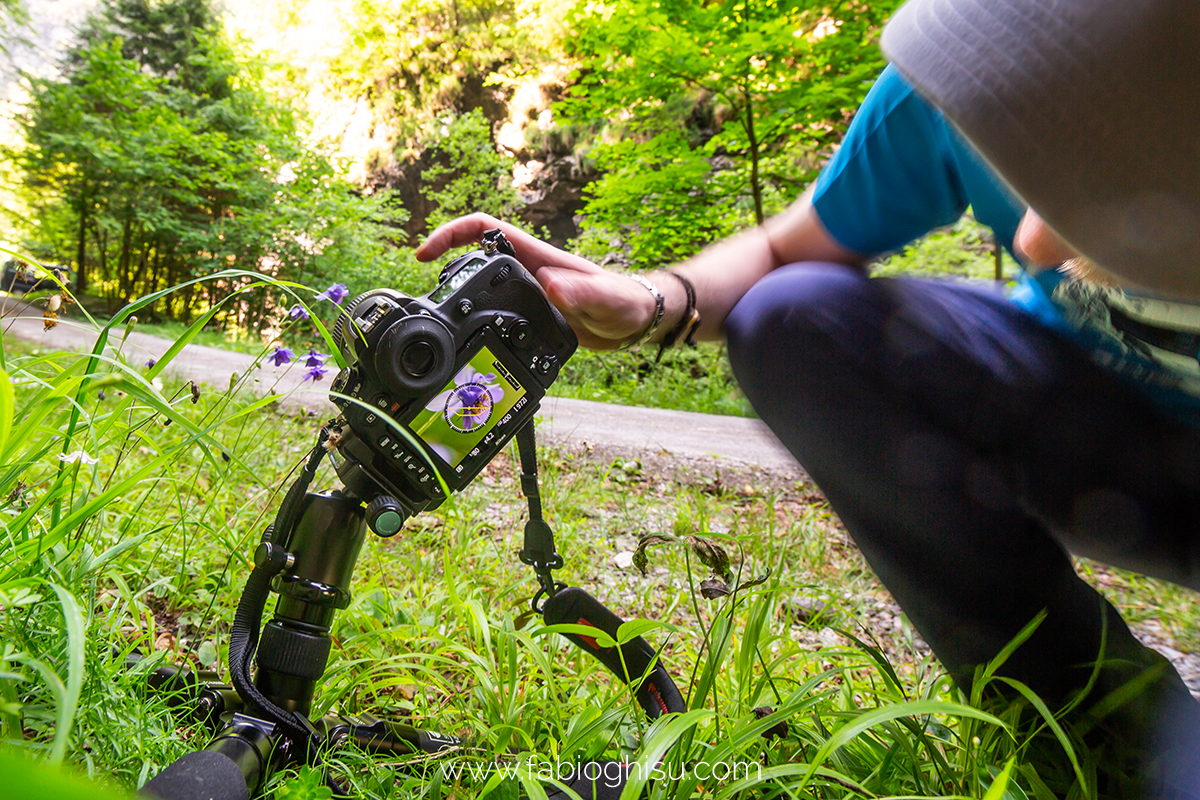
[619,274,665,350]
[646,272,689,344]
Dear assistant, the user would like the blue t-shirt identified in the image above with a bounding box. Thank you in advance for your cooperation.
[808,65,1200,421]
[810,64,1070,331]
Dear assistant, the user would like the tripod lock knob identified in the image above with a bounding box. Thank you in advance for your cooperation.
[366,495,407,537]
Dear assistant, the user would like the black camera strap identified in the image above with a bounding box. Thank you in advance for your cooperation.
[516,421,566,609]
[514,421,686,719]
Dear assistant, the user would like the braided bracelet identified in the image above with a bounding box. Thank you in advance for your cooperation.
[656,271,701,363]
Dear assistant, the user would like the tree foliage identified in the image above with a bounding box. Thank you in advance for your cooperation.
[573,130,742,268]
[329,0,571,146]
[0,0,29,58]
[562,0,900,232]
[421,109,520,229]
[8,0,404,331]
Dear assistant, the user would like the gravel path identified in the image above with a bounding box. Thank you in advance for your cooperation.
[6,298,1199,696]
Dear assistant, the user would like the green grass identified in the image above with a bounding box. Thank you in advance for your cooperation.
[6,257,1198,800]
[873,210,1006,283]
[550,341,754,417]
[5,293,1200,800]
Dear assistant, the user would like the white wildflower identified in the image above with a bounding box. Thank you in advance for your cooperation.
[58,450,99,465]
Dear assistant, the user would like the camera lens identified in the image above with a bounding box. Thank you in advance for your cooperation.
[375,315,454,395]
[401,341,436,377]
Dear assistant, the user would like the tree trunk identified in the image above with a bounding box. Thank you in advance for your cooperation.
[743,87,764,225]
[75,187,89,294]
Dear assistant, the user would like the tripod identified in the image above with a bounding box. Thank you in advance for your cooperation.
[137,421,684,800]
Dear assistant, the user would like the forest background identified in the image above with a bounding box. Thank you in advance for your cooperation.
[0,0,1001,416]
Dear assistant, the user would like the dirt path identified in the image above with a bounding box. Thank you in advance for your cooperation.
[1,300,803,484]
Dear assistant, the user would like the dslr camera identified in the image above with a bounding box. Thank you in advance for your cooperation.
[328,230,577,533]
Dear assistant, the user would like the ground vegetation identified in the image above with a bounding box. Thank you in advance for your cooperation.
[4,294,1195,797]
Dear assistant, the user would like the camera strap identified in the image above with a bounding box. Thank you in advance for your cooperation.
[516,421,566,609]
[514,421,686,722]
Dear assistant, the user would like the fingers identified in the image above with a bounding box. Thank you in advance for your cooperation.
[415,213,503,261]
[418,214,599,278]
[415,214,653,350]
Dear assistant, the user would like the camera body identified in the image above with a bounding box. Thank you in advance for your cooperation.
[329,239,576,522]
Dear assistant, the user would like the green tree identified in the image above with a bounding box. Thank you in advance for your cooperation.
[562,0,901,226]
[328,0,570,147]
[421,110,519,229]
[8,0,405,330]
[573,130,742,267]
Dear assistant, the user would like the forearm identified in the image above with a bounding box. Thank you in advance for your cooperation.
[644,191,868,343]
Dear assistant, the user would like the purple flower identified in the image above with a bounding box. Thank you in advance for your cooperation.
[315,283,349,304]
[425,366,505,432]
[304,349,330,368]
[288,305,310,320]
[145,359,156,369]
[304,364,329,381]
[270,346,295,366]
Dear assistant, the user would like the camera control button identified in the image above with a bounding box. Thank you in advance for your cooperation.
[364,412,378,425]
[492,314,505,328]
[509,320,532,349]
[458,299,473,315]
[538,355,556,374]
[374,395,389,410]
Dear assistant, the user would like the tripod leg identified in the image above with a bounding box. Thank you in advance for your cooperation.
[140,714,279,800]
[254,490,368,717]
[320,713,463,756]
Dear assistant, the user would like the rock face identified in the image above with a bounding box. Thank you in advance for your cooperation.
[366,62,595,249]
[365,149,442,246]
[511,154,599,247]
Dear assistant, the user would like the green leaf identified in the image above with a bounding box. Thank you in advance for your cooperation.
[983,757,1018,800]
[45,583,86,765]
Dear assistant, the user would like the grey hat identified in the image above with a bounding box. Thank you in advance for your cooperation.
[881,0,1200,295]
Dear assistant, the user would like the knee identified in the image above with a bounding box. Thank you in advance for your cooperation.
[725,262,874,380]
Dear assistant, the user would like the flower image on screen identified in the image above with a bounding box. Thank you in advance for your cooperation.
[409,346,525,468]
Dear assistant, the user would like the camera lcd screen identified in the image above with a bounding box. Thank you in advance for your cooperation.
[408,345,526,468]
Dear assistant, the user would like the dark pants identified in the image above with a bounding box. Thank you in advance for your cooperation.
[725,264,1200,791]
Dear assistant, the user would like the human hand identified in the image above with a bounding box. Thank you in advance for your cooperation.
[417,213,657,349]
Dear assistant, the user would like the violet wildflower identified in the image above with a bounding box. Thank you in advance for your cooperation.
[288,304,310,320]
[315,283,349,304]
[270,346,295,367]
[304,364,329,382]
[304,349,330,368]
[145,359,156,369]
[424,366,505,432]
